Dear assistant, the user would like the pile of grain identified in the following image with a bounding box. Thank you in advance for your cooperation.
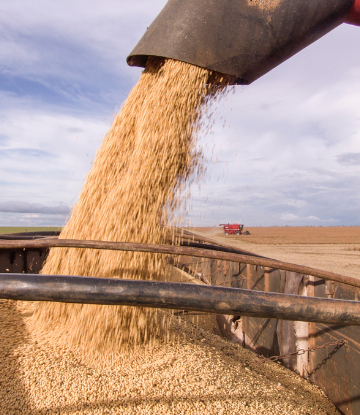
[29,58,231,361]
[1,299,339,414]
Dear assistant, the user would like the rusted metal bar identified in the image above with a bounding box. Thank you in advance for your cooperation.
[177,231,261,256]
[0,238,359,288]
[264,267,270,292]
[179,240,266,258]
[0,231,60,240]
[247,264,253,290]
[1,273,360,326]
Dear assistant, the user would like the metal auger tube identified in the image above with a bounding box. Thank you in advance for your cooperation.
[1,273,360,326]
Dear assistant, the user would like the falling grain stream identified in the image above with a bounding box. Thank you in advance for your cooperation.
[0,58,340,414]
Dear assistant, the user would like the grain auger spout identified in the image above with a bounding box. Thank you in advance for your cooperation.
[127,0,360,85]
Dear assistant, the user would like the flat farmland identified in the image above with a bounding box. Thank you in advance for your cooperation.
[189,226,360,280]
[0,227,62,234]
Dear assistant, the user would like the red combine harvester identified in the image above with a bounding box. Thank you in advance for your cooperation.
[219,223,249,236]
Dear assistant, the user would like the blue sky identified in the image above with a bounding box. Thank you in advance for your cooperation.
[1,0,360,227]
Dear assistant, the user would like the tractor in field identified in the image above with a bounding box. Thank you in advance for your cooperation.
[219,224,250,236]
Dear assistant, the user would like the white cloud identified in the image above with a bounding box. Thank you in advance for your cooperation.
[187,23,360,226]
[279,213,320,222]
[0,93,111,207]
[0,201,70,215]
[0,212,67,227]
[0,2,360,227]
[337,152,360,166]
[0,0,167,85]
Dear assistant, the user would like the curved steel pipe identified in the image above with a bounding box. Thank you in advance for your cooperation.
[1,273,360,326]
[1,238,360,289]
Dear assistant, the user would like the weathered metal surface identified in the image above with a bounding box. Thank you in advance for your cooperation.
[180,240,265,258]
[308,324,360,415]
[216,263,360,415]
[306,276,360,415]
[216,314,244,344]
[242,265,282,357]
[0,231,60,240]
[0,249,47,274]
[0,231,57,274]
[127,0,353,84]
[276,272,304,369]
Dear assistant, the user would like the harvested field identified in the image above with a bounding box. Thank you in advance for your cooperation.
[190,227,360,280]
[0,227,62,235]
[190,226,360,245]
